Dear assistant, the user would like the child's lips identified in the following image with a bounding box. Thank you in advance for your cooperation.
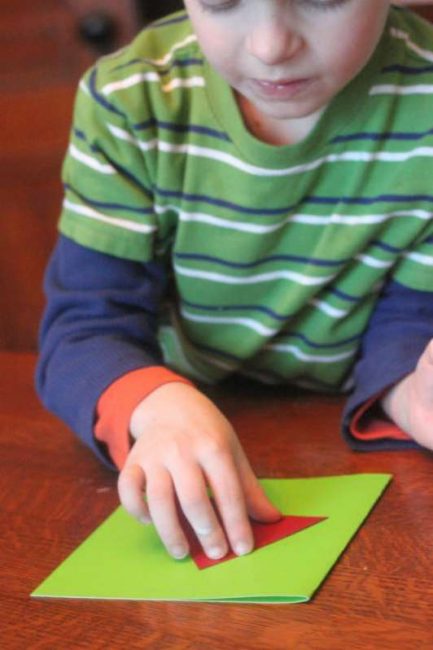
[251,76,313,99]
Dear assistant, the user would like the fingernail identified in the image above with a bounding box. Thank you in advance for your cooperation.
[171,545,188,560]
[207,546,226,560]
[234,541,252,556]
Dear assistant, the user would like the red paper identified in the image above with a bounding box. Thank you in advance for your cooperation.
[184,514,327,570]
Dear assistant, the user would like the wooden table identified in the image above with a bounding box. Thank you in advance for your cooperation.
[1,352,433,649]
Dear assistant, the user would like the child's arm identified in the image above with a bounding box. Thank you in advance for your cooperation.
[342,280,433,450]
[37,235,280,559]
[36,234,169,466]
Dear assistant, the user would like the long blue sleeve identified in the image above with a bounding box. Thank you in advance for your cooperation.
[342,280,433,451]
[37,237,433,460]
[36,235,166,465]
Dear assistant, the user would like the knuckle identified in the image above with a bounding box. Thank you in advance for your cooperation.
[147,485,171,508]
[182,493,207,513]
[200,433,230,460]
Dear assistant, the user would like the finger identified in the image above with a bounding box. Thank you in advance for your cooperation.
[202,450,255,557]
[117,463,151,524]
[234,443,282,523]
[172,465,229,561]
[146,468,189,560]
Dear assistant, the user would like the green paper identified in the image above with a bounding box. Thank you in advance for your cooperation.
[32,474,391,604]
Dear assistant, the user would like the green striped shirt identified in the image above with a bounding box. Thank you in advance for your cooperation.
[59,7,433,390]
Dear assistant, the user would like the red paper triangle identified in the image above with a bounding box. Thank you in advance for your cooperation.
[184,514,327,570]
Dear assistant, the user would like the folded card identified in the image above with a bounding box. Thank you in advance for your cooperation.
[32,473,391,604]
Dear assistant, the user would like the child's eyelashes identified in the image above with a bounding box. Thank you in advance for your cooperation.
[198,0,240,14]
[198,0,351,15]
[299,0,352,11]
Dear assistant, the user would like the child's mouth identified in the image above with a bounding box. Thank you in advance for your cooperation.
[251,77,313,100]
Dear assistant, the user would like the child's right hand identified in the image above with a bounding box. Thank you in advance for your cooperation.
[117,382,281,561]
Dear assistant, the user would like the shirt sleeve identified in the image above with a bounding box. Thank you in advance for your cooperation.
[94,367,194,470]
[35,234,175,468]
[342,279,433,451]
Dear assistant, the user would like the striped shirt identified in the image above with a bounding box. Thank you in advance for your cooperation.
[59,6,433,392]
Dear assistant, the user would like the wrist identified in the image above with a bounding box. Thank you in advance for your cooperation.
[130,381,198,441]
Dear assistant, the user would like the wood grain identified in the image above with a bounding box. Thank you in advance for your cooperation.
[1,352,433,649]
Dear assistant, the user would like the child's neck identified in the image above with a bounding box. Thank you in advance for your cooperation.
[236,93,324,147]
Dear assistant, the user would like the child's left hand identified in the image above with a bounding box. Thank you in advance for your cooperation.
[381,339,433,449]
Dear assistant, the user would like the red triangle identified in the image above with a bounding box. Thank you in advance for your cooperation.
[184,513,327,570]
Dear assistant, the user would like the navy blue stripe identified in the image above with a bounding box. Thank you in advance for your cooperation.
[73,128,107,156]
[64,183,154,215]
[74,128,100,153]
[175,251,347,269]
[194,342,351,385]
[111,57,204,74]
[183,299,361,348]
[307,194,433,206]
[155,186,433,216]
[424,235,433,245]
[328,288,358,303]
[331,127,433,144]
[133,118,230,142]
[155,186,290,215]
[88,68,126,118]
[276,331,362,350]
[72,127,153,198]
[182,298,290,322]
[382,64,433,75]
[370,240,404,253]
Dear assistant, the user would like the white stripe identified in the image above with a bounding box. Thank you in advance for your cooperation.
[79,80,91,96]
[102,73,205,95]
[69,144,116,175]
[108,124,433,178]
[181,309,277,336]
[370,84,433,96]
[405,251,433,266]
[390,27,433,63]
[175,263,333,287]
[63,199,156,234]
[328,210,433,225]
[102,72,160,95]
[150,35,198,67]
[309,299,348,319]
[155,205,433,236]
[265,343,355,364]
[355,254,394,269]
[161,77,205,92]
[174,207,283,233]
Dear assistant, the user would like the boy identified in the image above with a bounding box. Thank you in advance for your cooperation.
[37,0,433,563]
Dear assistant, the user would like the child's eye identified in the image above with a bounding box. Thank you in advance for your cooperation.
[198,0,240,13]
[298,0,351,10]
[198,0,350,15]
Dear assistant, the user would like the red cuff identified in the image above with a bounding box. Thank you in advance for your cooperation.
[350,393,410,442]
[95,367,194,470]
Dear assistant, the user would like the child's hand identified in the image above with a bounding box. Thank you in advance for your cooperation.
[381,339,433,449]
[117,383,281,561]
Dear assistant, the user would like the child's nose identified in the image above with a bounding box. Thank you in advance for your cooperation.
[246,22,303,66]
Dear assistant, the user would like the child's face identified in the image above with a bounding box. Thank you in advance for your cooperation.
[184,0,390,126]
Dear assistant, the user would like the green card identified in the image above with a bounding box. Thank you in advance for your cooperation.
[32,474,391,604]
